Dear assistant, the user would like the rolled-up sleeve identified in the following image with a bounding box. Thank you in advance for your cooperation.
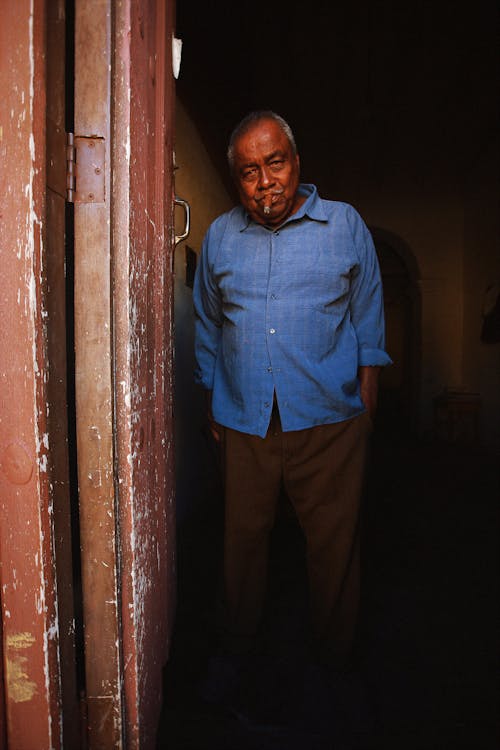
[347,206,392,368]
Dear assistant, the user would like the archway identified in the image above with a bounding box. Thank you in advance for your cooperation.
[372,228,421,435]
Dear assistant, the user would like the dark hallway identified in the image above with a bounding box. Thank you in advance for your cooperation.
[157,0,498,747]
[156,426,499,749]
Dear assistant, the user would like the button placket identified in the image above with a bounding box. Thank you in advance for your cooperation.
[265,232,280,395]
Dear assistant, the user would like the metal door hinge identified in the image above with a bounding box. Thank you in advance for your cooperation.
[66,133,106,204]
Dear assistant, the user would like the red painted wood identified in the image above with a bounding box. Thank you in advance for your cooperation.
[74,1,123,745]
[74,1,176,746]
[0,616,5,749]
[0,1,63,746]
[112,1,176,745]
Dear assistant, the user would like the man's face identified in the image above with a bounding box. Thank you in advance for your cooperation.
[232,118,301,226]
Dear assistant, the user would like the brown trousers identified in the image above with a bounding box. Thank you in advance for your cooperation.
[221,409,372,665]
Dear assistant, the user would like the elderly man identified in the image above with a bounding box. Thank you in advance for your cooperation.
[194,111,391,671]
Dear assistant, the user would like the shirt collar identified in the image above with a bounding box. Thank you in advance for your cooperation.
[238,183,328,232]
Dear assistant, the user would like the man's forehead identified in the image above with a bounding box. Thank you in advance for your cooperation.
[233,120,291,155]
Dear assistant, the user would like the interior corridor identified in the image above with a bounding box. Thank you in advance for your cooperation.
[156,426,499,749]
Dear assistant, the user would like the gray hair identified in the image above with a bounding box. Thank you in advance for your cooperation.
[227,111,297,172]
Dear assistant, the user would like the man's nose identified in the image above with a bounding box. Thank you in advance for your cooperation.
[258,166,275,188]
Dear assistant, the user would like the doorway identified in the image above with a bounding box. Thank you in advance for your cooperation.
[373,229,421,435]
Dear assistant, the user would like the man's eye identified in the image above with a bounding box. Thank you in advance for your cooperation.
[270,160,284,170]
[242,168,257,180]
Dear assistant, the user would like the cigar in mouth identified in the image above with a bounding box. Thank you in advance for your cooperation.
[263,195,273,215]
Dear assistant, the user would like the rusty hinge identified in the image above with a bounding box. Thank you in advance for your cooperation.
[66,133,106,204]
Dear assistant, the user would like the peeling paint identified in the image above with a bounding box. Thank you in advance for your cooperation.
[6,632,38,702]
[35,591,43,615]
[47,623,58,640]
[7,633,36,650]
[6,654,38,703]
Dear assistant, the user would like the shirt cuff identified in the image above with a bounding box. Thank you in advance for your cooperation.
[358,347,393,367]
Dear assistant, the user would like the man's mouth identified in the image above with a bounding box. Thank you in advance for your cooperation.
[259,191,284,215]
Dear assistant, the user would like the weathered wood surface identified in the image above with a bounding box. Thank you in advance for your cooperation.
[74,0,122,746]
[0,1,63,746]
[112,0,176,746]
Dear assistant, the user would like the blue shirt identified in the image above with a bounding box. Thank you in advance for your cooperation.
[193,184,391,437]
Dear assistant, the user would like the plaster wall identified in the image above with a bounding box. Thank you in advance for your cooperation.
[358,159,499,450]
[173,99,232,524]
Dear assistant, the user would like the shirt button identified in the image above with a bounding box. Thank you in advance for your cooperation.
[269,328,276,334]
[267,367,273,372]
[264,401,270,408]
[271,294,277,300]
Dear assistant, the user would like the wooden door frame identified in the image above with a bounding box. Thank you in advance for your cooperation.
[74,0,176,746]
[73,1,123,744]
[112,1,176,745]
[0,2,177,745]
[0,1,67,746]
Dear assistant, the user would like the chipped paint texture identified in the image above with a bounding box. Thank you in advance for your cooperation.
[0,1,63,746]
[108,1,176,744]
[6,656,38,703]
[6,633,39,704]
[72,1,125,745]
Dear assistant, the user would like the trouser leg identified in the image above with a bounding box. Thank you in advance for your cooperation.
[283,413,372,666]
[222,412,283,651]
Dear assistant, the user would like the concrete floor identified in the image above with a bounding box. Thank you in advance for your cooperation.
[157,428,499,749]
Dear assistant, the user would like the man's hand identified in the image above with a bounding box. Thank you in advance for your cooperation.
[205,390,221,442]
[358,366,381,421]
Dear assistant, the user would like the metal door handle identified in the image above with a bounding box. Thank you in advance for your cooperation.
[174,196,190,245]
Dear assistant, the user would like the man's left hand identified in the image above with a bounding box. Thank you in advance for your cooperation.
[358,366,381,421]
